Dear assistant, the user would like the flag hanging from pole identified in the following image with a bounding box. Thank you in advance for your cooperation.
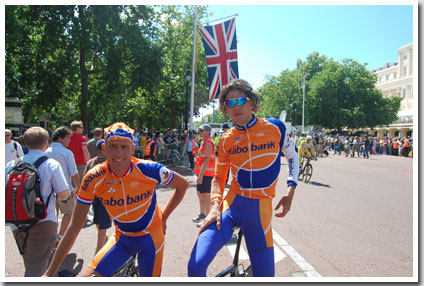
[199,18,239,101]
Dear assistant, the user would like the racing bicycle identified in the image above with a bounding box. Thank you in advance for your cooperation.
[112,253,139,277]
[215,228,252,277]
[298,156,316,183]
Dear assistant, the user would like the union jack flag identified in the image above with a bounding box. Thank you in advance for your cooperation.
[199,18,239,101]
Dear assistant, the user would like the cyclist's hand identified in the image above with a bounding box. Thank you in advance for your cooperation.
[198,203,221,234]
[274,186,295,218]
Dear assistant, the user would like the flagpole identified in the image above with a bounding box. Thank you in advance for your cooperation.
[302,69,306,134]
[189,7,198,131]
[202,13,239,25]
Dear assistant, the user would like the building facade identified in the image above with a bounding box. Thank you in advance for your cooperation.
[369,43,413,138]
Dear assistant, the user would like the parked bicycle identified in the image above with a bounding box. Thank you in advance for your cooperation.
[215,228,252,277]
[298,156,316,183]
[170,144,188,167]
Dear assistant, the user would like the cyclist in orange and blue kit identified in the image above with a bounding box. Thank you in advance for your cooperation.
[44,122,188,277]
[188,79,299,277]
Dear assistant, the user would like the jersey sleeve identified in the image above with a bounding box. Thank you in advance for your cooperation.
[211,134,230,205]
[281,132,299,188]
[136,161,175,186]
[76,166,105,205]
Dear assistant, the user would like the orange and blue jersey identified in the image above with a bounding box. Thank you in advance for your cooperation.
[188,115,299,277]
[211,115,299,205]
[76,157,175,276]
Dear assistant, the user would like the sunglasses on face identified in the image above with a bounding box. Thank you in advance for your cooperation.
[225,96,250,108]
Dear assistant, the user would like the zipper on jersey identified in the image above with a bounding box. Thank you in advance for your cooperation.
[120,178,128,215]
[245,123,253,195]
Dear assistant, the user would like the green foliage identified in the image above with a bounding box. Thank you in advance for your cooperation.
[6,5,211,132]
[258,52,401,130]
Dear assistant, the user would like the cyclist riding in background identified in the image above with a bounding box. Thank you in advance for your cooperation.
[43,122,188,277]
[188,79,299,277]
[298,136,316,167]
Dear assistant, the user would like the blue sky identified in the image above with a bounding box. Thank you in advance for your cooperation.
[203,4,414,90]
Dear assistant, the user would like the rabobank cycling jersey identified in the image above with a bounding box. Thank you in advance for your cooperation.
[211,115,299,205]
[77,157,174,236]
[76,157,174,276]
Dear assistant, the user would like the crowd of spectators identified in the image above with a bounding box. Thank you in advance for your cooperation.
[290,132,413,159]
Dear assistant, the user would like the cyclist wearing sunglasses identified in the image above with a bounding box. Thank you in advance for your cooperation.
[188,79,299,277]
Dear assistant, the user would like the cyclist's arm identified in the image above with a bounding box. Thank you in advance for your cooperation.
[275,132,299,218]
[43,202,90,276]
[161,172,189,235]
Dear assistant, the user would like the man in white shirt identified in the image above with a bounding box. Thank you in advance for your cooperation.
[45,126,80,240]
[5,127,70,276]
[5,129,24,165]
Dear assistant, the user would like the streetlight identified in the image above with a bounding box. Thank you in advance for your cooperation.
[185,67,191,130]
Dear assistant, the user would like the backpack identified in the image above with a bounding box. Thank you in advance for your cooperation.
[5,156,52,254]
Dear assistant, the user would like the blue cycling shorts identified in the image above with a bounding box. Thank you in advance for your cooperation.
[89,227,164,277]
[188,191,275,277]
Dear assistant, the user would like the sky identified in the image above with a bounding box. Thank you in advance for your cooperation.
[195,3,415,119]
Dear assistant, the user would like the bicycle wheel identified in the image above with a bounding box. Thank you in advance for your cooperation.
[303,163,313,183]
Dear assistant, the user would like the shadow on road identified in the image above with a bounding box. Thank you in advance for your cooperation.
[308,181,331,188]
[57,253,84,277]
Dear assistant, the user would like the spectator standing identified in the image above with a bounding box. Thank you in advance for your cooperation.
[6,127,70,276]
[192,124,216,228]
[83,139,111,254]
[45,126,80,240]
[139,130,147,159]
[363,136,370,159]
[392,138,399,156]
[5,129,24,165]
[186,133,198,171]
[352,136,360,158]
[87,128,103,159]
[144,132,156,161]
[403,137,411,157]
[67,121,90,184]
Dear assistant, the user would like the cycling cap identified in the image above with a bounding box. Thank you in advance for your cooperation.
[104,122,134,144]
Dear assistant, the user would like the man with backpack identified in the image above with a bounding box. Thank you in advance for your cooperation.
[5,128,24,165]
[5,126,70,276]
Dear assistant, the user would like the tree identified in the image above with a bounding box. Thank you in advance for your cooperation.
[308,59,401,131]
[257,52,401,131]
[6,5,162,130]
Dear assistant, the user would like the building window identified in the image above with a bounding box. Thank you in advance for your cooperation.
[403,88,407,98]
[394,72,397,78]
[394,131,400,137]
[403,54,408,60]
[404,66,407,76]
[386,74,389,81]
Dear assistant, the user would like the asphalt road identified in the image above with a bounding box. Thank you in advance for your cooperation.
[4,153,415,280]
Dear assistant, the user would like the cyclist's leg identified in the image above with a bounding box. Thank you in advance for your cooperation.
[135,227,164,277]
[235,196,275,277]
[298,148,305,168]
[187,207,235,276]
[88,231,134,277]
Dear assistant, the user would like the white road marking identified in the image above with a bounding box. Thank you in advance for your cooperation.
[272,229,322,277]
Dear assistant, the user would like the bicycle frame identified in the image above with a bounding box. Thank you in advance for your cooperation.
[216,228,251,277]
